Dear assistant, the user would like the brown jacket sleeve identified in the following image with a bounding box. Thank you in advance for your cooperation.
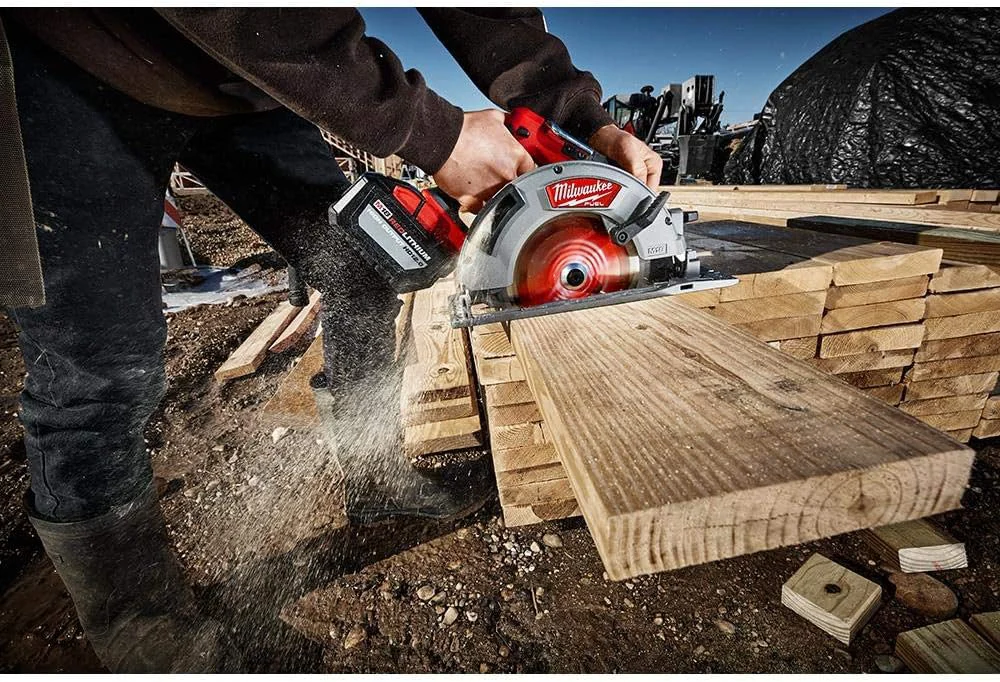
[157,8,464,173]
[418,8,615,142]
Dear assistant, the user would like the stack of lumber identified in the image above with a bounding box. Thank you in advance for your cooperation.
[467,317,580,527]
[399,276,483,457]
[506,295,973,579]
[668,185,1000,267]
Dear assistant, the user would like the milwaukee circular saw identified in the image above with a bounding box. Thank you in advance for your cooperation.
[330,108,736,328]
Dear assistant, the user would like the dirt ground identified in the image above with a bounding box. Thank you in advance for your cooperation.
[2,196,1000,672]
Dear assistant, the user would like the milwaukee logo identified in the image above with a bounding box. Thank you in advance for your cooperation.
[545,178,622,209]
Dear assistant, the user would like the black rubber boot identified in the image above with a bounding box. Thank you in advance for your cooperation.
[28,482,243,672]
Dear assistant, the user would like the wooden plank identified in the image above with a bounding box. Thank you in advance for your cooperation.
[925,310,1000,341]
[909,356,1000,381]
[493,443,560,473]
[930,261,1000,293]
[947,428,973,443]
[781,553,881,645]
[665,183,849,192]
[778,336,818,360]
[926,289,1000,318]
[734,315,821,342]
[915,410,984,431]
[973,419,1000,439]
[486,401,543,428]
[862,384,904,405]
[905,373,999,401]
[215,301,301,383]
[502,498,581,528]
[496,461,567,488]
[901,393,988,417]
[269,290,321,353]
[484,381,534,407]
[667,186,924,203]
[809,350,915,375]
[403,279,473,402]
[401,393,476,427]
[863,518,967,573]
[403,414,482,457]
[785,216,1000,267]
[983,396,1000,420]
[916,332,1000,362]
[826,275,929,309]
[498,478,575,508]
[475,331,516,359]
[821,298,925,334]
[839,367,904,389]
[895,620,1000,673]
[712,291,825,324]
[510,297,973,579]
[691,222,942,286]
[259,334,324,428]
[491,420,547,452]
[971,190,1000,203]
[971,613,1000,650]
[819,324,925,358]
[394,292,415,362]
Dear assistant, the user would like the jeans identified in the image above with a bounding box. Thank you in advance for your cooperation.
[6,28,398,522]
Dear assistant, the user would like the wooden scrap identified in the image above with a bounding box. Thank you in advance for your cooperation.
[215,301,301,383]
[863,518,967,573]
[260,334,324,428]
[973,419,1000,439]
[269,290,322,353]
[781,553,881,645]
[971,612,1000,650]
[895,620,1000,673]
[402,415,482,457]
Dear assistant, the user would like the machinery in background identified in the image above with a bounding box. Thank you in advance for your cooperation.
[603,75,756,185]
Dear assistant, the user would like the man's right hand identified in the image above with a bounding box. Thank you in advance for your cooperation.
[433,109,536,213]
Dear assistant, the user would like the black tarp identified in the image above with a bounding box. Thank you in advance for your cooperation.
[724,9,1000,188]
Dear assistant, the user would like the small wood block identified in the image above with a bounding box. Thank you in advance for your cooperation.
[498,477,576,508]
[916,332,1000,362]
[901,393,989,417]
[475,356,526,385]
[926,289,1000,319]
[484,381,534,407]
[826,275,929,309]
[839,367,904,389]
[493,443,560,473]
[491,420,547,451]
[896,620,1000,673]
[712,291,826,324]
[819,324,925,358]
[947,428,973,443]
[270,290,321,353]
[401,393,476,427]
[925,310,1000,341]
[733,314,822,342]
[905,373,999,401]
[915,410,984,431]
[908,356,1000,381]
[864,518,967,573]
[718,263,832,303]
[973,419,1000,439]
[810,350,915,375]
[215,301,301,382]
[930,261,1000,293]
[402,360,471,403]
[496,461,567,488]
[971,612,1000,650]
[779,336,819,360]
[502,498,581,528]
[781,553,881,645]
[485,401,543,428]
[981,396,1000,421]
[403,415,482,457]
[863,384,905,405]
[474,331,516,359]
[259,334,324,428]
[821,298,925,334]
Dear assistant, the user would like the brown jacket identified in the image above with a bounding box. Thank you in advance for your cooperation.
[6,8,613,173]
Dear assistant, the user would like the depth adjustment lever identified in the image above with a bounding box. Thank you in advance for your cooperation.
[610,191,670,245]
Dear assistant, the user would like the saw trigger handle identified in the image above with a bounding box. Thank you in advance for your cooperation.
[505,107,599,166]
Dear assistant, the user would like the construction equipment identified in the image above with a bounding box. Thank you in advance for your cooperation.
[603,76,754,184]
[329,107,736,329]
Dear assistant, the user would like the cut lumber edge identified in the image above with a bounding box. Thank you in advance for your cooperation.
[862,518,967,573]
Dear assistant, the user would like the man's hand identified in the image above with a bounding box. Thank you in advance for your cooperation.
[589,124,663,191]
[433,110,536,213]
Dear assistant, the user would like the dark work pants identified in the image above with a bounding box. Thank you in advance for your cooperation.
[7,30,398,522]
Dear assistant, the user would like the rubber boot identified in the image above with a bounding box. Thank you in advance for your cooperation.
[312,372,493,526]
[28,482,243,672]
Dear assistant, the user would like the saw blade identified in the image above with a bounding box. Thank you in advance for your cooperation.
[509,214,639,307]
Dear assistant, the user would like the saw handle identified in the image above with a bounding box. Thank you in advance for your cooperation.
[505,107,600,166]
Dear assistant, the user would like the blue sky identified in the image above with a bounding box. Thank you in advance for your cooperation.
[360,8,892,126]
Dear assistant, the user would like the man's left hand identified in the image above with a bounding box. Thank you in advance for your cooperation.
[589,124,663,191]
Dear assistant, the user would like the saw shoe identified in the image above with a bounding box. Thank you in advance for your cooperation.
[27,482,243,673]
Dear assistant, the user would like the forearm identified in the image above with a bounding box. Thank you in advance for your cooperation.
[158,8,463,173]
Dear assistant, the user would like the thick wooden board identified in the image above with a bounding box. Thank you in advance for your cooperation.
[734,314,822,342]
[493,443,560,473]
[971,613,1000,650]
[819,324,925,358]
[484,381,534,407]
[664,183,849,192]
[909,356,1000,381]
[863,518,967,573]
[973,419,1000,439]
[778,336,819,360]
[839,368,904,389]
[826,275,929,310]
[983,396,1000,420]
[821,298,925,334]
[475,356,526,385]
[810,350,915,375]
[269,290,321,353]
[691,222,941,286]
[915,410,984,431]
[402,415,482,457]
[900,393,988,417]
[510,297,973,579]
[947,428,973,443]
[474,330,516,359]
[863,384,905,405]
[930,261,1000,293]
[905,373,999,401]
[895,620,1000,673]
[785,216,1000,267]
[486,401,543,428]
[668,187,933,203]
[259,334,324,428]
[215,301,302,383]
[916,332,1000,362]
[401,393,477,428]
[924,310,1000,341]
[781,553,881,645]
[713,291,826,324]
[926,289,1000,318]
